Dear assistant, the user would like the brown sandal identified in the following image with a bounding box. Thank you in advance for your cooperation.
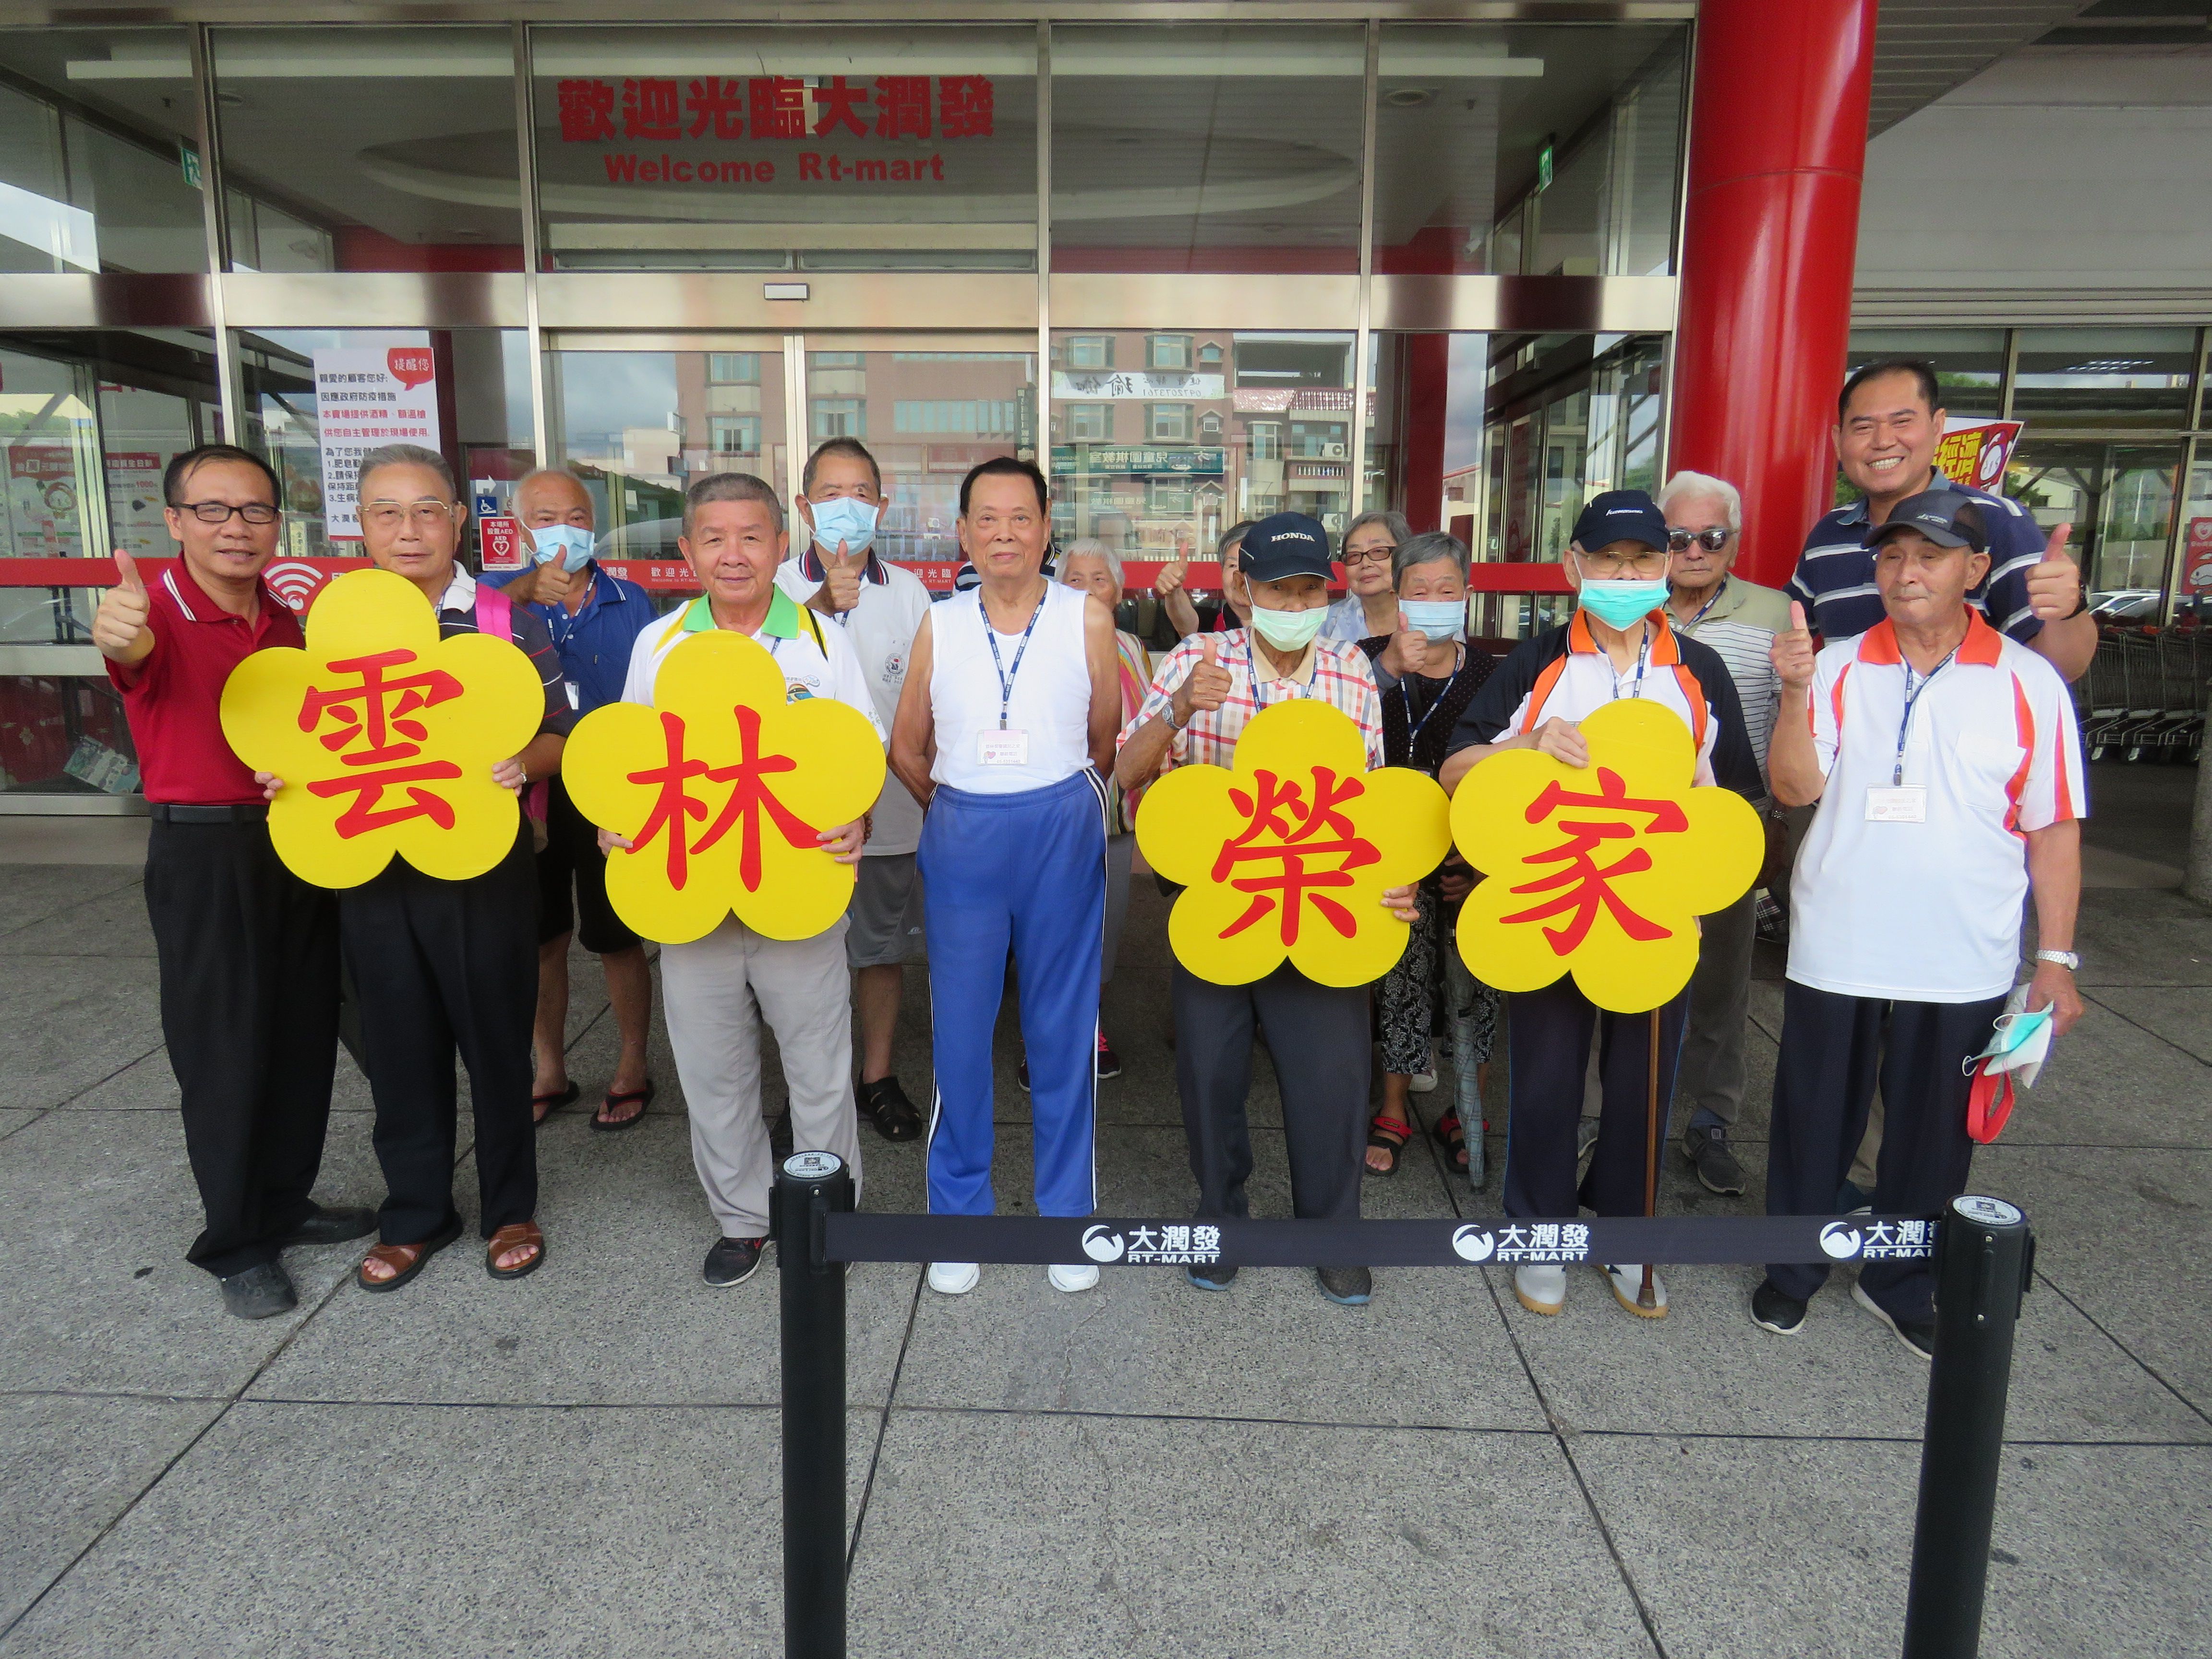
[357,1214,463,1293]
[486,1221,545,1280]
[1366,1113,1414,1178]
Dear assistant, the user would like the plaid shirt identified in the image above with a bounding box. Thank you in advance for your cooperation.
[1119,627,1384,776]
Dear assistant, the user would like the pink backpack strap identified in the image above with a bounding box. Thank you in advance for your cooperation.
[472,583,549,824]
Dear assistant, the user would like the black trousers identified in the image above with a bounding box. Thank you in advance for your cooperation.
[1503,979,1688,1221]
[1766,980,2002,1322]
[144,817,340,1278]
[1173,961,1367,1227]
[339,828,539,1245]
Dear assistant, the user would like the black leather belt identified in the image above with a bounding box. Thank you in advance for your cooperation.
[149,803,269,824]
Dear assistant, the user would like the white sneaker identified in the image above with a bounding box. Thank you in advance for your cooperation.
[1602,1262,1669,1319]
[927,1261,979,1296]
[1047,1262,1099,1293]
[1514,1264,1566,1315]
[1409,1070,1437,1094]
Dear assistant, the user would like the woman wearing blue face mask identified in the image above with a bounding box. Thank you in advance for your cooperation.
[1435,490,1763,1324]
[1354,531,1500,1184]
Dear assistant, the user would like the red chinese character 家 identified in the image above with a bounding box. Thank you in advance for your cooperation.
[1498,768,1688,954]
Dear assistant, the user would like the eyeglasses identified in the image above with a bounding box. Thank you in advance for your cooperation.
[1577,549,1669,579]
[1340,546,1395,567]
[361,501,458,530]
[1667,527,1732,553]
[175,500,279,525]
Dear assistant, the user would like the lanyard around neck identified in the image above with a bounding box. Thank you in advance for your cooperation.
[983,585,1048,731]
[1401,643,1465,747]
[1894,648,1958,786]
[1606,622,1652,702]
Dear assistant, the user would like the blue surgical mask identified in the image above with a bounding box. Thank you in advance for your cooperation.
[1398,599,1467,641]
[529,523,595,573]
[1576,565,1668,630]
[808,495,879,557]
[1248,601,1326,652]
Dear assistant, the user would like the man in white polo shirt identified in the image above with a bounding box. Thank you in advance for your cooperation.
[776,437,934,1142]
[611,471,878,1288]
[1754,488,2084,1357]
[1442,490,1760,1324]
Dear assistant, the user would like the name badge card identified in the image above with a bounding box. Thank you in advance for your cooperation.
[978,729,1030,767]
[1865,786,1928,824]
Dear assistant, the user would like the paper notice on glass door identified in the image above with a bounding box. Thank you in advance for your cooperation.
[313,346,441,540]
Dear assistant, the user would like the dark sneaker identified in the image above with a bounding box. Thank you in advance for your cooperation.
[219,1260,297,1320]
[858,1076,923,1142]
[703,1236,767,1287]
[1750,1279,1807,1334]
[1852,1282,1934,1359]
[1095,1033,1122,1080]
[1835,1179,1873,1215]
[1186,1262,1237,1292]
[1682,1126,1747,1197]
[769,1112,793,1159]
[279,1203,378,1247]
[1316,1265,1372,1306]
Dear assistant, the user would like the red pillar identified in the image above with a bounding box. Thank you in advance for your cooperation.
[1667,0,1878,589]
[1399,333,1450,534]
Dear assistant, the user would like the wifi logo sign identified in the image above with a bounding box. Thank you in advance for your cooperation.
[264,560,329,615]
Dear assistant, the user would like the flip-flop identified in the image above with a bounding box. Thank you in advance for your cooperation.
[592,1079,655,1132]
[357,1213,464,1294]
[532,1081,580,1127]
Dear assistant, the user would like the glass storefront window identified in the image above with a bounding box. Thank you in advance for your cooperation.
[236,327,531,556]
[1373,24,1685,276]
[1050,26,1364,275]
[531,27,1037,273]
[2010,442,2179,600]
[212,28,521,273]
[2010,327,2196,431]
[0,30,207,274]
[1846,328,2007,420]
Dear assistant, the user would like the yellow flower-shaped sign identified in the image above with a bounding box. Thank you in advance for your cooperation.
[1453,698,1762,1013]
[1135,699,1450,988]
[562,628,885,945]
[220,567,542,888]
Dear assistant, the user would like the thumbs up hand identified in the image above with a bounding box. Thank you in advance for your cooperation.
[92,551,156,663]
[821,541,865,614]
[1771,600,1816,690]
[2024,522,2081,622]
[1173,635,1234,724]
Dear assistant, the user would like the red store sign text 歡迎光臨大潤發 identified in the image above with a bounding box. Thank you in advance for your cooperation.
[556,75,994,144]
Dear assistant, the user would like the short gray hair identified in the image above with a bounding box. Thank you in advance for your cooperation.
[1061,536,1122,593]
[685,470,783,536]
[357,443,455,502]
[1392,529,1470,585]
[1658,469,1743,532]
[1341,509,1411,553]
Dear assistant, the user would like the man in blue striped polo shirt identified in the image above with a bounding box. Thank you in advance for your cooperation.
[1791,359,2094,683]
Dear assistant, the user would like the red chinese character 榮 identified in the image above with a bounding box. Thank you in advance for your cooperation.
[556,78,616,143]
[1499,768,1688,954]
[938,76,994,138]
[1210,767,1379,946]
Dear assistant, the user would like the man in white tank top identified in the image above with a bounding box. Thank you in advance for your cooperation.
[889,458,1122,1297]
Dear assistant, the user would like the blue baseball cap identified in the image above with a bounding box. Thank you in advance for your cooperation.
[1571,490,1671,554]
[1238,512,1334,582]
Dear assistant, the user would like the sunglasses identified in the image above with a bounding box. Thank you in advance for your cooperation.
[1667,527,1731,553]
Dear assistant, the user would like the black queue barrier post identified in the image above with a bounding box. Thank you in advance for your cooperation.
[775,1151,854,1659]
[1901,1194,2035,1659]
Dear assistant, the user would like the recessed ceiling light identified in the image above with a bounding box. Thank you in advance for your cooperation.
[1383,87,1432,108]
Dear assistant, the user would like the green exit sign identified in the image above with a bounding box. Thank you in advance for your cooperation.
[1536,136,1554,193]
[179,140,202,191]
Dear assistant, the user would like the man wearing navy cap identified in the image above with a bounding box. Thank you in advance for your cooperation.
[1119,512,1422,1308]
[1441,490,1760,1322]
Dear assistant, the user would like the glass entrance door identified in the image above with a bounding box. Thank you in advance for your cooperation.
[544,333,1036,584]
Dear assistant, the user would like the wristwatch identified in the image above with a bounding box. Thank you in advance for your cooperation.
[2034,949,2080,972]
[1165,700,1190,732]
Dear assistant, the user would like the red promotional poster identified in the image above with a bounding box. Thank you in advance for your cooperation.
[2183,518,2212,594]
[479,514,529,572]
[1933,419,2024,496]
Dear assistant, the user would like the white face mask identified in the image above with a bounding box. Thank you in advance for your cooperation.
[807,495,879,557]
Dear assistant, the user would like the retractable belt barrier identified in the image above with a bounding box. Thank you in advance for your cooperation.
[772,1154,2033,1659]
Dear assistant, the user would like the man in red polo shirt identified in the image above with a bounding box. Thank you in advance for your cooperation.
[95,443,373,1321]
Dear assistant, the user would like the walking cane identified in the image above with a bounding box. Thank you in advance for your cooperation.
[1640,1006,1661,1310]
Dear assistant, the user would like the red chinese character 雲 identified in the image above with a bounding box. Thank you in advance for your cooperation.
[556,79,616,143]
[1210,767,1379,946]
[308,762,466,839]
[874,76,930,140]
[749,76,806,139]
[295,647,470,839]
[938,76,994,138]
[622,77,682,141]
[686,77,746,139]
[813,75,871,138]
[1498,768,1688,954]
